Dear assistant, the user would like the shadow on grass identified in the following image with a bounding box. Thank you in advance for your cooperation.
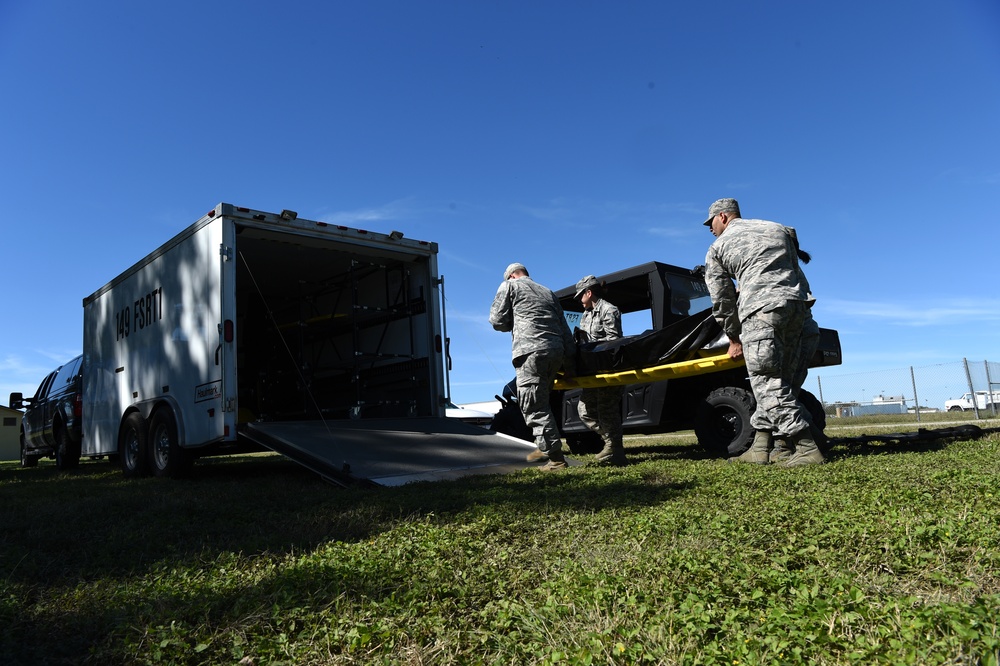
[0,453,695,588]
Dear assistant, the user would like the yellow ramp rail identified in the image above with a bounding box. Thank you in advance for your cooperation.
[554,353,746,390]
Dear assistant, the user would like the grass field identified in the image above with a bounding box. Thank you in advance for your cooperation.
[3,425,1000,665]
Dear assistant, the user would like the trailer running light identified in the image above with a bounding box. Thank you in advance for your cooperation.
[223,319,234,342]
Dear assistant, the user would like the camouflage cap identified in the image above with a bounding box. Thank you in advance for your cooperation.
[703,198,740,226]
[574,275,600,300]
[503,262,528,280]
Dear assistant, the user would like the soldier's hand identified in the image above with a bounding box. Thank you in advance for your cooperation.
[727,339,744,360]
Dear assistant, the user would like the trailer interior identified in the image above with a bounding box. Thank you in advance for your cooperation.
[232,224,440,425]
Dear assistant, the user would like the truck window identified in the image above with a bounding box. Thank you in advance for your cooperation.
[33,371,58,401]
[50,355,82,393]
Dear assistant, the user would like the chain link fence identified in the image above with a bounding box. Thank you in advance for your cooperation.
[810,358,1000,428]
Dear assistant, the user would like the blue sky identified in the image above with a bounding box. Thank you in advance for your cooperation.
[2,0,998,410]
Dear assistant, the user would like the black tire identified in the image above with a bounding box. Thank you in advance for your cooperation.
[119,412,150,479]
[948,406,963,413]
[566,431,603,455]
[148,408,192,478]
[54,424,80,470]
[799,390,826,431]
[798,389,829,452]
[695,386,756,458]
[489,401,533,442]
[20,433,39,468]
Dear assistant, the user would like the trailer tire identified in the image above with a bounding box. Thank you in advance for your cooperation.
[54,424,80,470]
[695,386,755,458]
[149,408,192,479]
[120,412,150,479]
[20,434,39,468]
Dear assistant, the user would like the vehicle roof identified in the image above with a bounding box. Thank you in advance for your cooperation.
[554,261,700,315]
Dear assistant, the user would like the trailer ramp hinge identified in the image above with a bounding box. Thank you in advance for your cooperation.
[220,244,233,261]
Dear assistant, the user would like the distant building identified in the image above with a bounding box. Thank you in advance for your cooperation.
[0,405,22,462]
[831,395,908,417]
[857,394,907,416]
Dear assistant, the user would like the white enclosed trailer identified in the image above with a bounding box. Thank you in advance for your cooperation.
[82,203,535,485]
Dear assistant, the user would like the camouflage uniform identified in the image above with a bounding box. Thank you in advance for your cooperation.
[577,297,625,453]
[705,218,818,438]
[490,275,575,456]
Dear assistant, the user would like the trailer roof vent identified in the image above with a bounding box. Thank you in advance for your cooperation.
[389,230,403,240]
[280,209,297,221]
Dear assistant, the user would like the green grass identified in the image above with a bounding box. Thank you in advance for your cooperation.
[3,429,1000,665]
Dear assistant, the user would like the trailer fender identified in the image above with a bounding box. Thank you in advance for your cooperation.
[129,396,188,448]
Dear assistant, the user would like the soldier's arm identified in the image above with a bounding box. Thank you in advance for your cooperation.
[705,251,740,339]
[489,283,514,332]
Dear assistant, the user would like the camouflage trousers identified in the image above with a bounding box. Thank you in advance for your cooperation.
[514,349,565,453]
[578,386,624,447]
[741,302,818,437]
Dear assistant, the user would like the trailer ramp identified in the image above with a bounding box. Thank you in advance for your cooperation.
[240,418,557,487]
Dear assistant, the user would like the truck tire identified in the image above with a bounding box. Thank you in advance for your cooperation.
[120,412,150,479]
[565,431,603,455]
[799,390,826,431]
[20,434,39,468]
[695,386,755,458]
[948,406,964,412]
[798,389,829,452]
[149,408,192,478]
[489,401,532,442]
[54,425,81,470]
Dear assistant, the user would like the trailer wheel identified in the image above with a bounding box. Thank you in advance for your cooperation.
[20,433,39,468]
[149,408,192,479]
[54,425,80,470]
[695,386,755,458]
[120,412,150,479]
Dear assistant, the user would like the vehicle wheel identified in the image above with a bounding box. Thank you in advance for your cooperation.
[799,390,826,431]
[695,386,755,458]
[566,431,603,455]
[119,412,150,479]
[798,390,829,451]
[489,401,533,442]
[148,408,192,478]
[54,425,81,470]
[20,433,38,468]
[948,406,963,412]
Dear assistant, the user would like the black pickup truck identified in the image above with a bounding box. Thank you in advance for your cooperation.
[9,354,84,469]
[491,261,842,457]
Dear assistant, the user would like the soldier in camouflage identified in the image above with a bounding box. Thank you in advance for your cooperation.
[703,198,824,467]
[490,263,577,471]
[574,275,627,466]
